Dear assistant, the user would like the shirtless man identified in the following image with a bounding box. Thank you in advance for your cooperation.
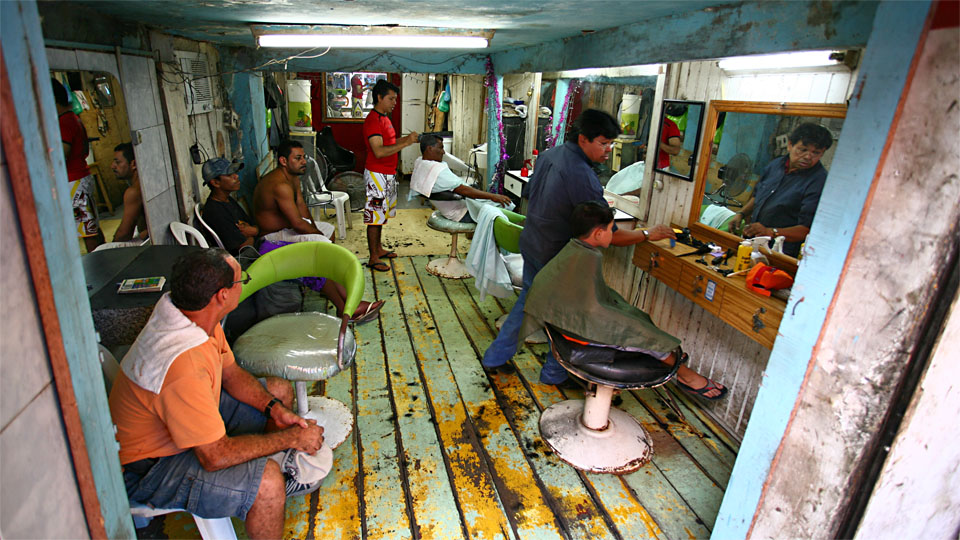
[253,139,383,323]
[111,143,148,242]
[253,139,333,243]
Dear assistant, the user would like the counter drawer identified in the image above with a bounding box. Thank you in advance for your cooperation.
[678,265,725,316]
[503,174,524,198]
[633,242,682,289]
[721,285,785,349]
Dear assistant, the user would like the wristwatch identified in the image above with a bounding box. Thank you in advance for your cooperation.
[641,229,649,240]
[772,228,780,237]
[263,397,281,417]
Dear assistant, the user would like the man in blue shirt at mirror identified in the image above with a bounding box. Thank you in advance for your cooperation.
[729,123,833,257]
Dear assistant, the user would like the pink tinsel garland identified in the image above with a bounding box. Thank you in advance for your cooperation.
[483,57,509,194]
[544,79,581,149]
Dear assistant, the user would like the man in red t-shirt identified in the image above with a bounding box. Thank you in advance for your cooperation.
[53,78,103,252]
[657,117,683,170]
[362,79,418,271]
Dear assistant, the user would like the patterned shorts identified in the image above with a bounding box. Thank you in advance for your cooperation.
[363,170,397,225]
[69,174,100,237]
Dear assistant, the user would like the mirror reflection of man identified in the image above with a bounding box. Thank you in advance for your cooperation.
[111,143,148,242]
[657,117,683,171]
[728,123,833,258]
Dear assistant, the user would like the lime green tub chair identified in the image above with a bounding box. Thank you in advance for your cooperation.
[491,209,546,344]
[232,242,364,449]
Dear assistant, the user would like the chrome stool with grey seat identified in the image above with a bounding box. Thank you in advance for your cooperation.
[230,242,364,449]
[424,191,476,279]
[539,324,685,474]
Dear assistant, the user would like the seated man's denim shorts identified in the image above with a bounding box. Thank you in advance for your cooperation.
[122,388,269,520]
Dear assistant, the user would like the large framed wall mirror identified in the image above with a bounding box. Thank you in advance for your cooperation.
[688,100,847,274]
[654,99,705,182]
[321,71,387,122]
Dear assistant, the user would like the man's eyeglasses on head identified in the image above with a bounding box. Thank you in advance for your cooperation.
[228,271,252,287]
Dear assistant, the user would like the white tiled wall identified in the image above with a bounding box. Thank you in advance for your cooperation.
[0,154,88,537]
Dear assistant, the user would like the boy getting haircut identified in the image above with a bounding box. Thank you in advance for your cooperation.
[571,200,615,239]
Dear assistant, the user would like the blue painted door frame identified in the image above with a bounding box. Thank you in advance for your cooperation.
[1,1,136,537]
[712,2,933,537]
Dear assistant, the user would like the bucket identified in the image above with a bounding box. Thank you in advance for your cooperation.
[618,93,641,138]
[287,80,312,132]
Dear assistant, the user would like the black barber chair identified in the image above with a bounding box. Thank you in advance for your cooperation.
[539,323,685,474]
[316,126,355,176]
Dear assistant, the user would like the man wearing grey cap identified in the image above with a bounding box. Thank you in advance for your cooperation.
[200,157,258,255]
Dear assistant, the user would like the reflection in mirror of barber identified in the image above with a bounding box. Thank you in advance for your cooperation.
[688,100,847,275]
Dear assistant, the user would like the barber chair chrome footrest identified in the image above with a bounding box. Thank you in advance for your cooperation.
[539,397,653,474]
[426,256,472,279]
[300,395,353,450]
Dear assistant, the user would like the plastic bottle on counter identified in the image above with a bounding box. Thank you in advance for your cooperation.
[734,240,752,273]
[530,149,538,172]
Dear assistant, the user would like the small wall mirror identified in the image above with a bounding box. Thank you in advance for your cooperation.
[689,100,846,273]
[653,99,705,182]
[321,71,387,122]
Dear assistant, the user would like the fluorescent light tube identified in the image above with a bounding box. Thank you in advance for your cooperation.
[258,34,489,49]
[718,51,842,71]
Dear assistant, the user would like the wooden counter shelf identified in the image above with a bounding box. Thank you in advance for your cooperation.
[633,239,786,349]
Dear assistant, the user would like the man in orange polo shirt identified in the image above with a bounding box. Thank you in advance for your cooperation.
[109,249,325,538]
[362,79,418,271]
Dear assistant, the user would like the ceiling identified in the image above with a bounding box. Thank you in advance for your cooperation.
[66,0,735,52]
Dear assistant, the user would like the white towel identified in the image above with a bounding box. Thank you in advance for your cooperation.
[699,204,737,230]
[410,157,445,199]
[465,203,515,301]
[120,293,210,394]
[270,444,334,487]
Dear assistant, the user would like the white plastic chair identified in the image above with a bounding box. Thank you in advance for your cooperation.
[194,203,226,249]
[170,221,209,248]
[97,345,238,539]
[303,155,351,241]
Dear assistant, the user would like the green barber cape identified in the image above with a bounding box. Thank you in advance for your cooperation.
[520,239,681,353]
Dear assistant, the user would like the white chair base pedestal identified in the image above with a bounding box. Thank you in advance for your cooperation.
[295,382,353,450]
[496,314,547,344]
[539,386,653,474]
[427,231,473,279]
[426,254,472,279]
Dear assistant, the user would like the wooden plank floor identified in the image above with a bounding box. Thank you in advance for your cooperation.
[140,255,738,540]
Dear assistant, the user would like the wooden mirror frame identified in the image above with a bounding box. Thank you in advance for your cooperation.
[687,100,847,275]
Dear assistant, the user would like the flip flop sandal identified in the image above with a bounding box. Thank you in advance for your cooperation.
[677,379,728,401]
[365,261,390,272]
[350,300,384,325]
[381,251,398,259]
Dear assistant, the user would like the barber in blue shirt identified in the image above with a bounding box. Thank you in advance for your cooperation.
[728,123,833,258]
[482,110,701,390]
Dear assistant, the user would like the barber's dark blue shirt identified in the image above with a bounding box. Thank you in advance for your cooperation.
[752,155,827,257]
[519,141,612,266]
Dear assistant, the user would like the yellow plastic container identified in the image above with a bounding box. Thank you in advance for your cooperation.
[734,241,752,273]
